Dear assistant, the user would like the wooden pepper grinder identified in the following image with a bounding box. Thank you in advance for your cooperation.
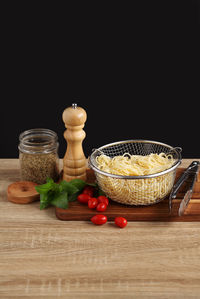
[62,103,87,182]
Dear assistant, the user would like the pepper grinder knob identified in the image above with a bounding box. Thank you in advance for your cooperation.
[62,103,87,182]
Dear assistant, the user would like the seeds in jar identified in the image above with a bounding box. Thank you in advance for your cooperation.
[19,152,59,184]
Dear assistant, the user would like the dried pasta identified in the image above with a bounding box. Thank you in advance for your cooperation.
[95,153,175,205]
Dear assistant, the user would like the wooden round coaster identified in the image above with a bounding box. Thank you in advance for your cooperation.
[7,181,40,204]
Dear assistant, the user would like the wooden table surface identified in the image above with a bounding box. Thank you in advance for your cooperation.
[1,159,200,299]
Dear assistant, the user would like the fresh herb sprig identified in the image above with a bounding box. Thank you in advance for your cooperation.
[35,178,99,210]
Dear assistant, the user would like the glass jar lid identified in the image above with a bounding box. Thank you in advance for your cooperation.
[18,128,58,154]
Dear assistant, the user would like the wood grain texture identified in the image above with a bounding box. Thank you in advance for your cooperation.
[1,159,200,298]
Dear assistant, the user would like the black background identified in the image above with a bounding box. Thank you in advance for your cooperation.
[1,1,200,159]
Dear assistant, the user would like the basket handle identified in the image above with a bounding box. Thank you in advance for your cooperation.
[174,147,182,153]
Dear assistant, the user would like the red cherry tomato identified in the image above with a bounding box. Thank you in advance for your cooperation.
[96,202,107,212]
[88,197,98,209]
[91,214,107,225]
[77,193,91,204]
[114,217,127,228]
[83,185,94,197]
[97,195,109,206]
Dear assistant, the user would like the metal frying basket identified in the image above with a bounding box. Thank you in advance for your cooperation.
[89,140,182,205]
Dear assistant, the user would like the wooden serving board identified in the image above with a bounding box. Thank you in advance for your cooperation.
[55,167,200,222]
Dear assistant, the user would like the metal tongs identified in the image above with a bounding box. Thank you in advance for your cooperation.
[169,161,200,216]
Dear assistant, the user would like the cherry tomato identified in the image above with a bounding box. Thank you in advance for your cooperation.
[83,185,94,197]
[77,193,91,204]
[88,197,98,209]
[114,217,127,228]
[96,202,107,212]
[97,195,109,206]
[91,214,107,225]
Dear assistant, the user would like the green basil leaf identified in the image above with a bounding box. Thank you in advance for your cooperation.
[68,190,81,202]
[51,191,69,209]
[35,184,51,194]
[37,177,98,210]
[46,177,54,184]
[35,178,55,194]
[39,193,52,210]
[69,179,86,191]
[51,182,60,193]
[59,180,79,195]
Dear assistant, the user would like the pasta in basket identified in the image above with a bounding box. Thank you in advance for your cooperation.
[95,153,175,205]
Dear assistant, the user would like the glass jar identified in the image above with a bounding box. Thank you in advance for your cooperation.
[18,128,60,184]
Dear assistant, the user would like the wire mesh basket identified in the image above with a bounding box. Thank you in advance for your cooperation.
[89,140,182,205]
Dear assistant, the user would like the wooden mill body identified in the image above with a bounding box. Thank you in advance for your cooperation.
[62,104,87,182]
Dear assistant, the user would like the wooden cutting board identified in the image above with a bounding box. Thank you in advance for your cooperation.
[55,167,200,222]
